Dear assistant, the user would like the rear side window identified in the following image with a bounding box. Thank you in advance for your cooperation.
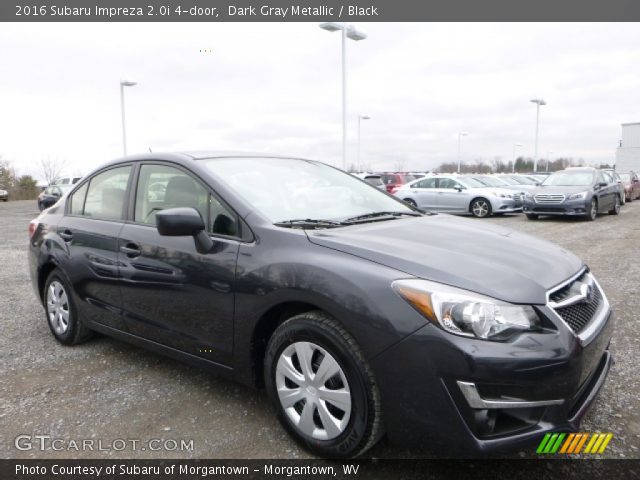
[415,178,437,189]
[69,183,88,215]
[81,166,132,220]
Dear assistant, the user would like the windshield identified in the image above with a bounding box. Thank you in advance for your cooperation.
[364,176,384,187]
[510,175,537,185]
[200,157,414,223]
[458,177,487,188]
[542,171,595,187]
[469,176,507,187]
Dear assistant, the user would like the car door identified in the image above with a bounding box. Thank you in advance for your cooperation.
[117,162,239,366]
[436,178,468,212]
[54,165,133,331]
[598,171,615,210]
[409,178,438,210]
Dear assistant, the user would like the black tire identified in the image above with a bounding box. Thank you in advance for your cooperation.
[38,202,44,212]
[609,195,621,215]
[585,199,597,221]
[43,269,93,345]
[264,311,383,458]
[525,213,538,220]
[403,198,417,208]
[470,198,492,218]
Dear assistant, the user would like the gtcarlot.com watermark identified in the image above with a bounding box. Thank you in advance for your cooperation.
[14,434,194,452]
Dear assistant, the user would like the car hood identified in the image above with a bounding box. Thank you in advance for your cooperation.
[306,214,583,305]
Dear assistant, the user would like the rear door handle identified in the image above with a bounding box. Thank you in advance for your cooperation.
[120,243,141,258]
[59,230,73,242]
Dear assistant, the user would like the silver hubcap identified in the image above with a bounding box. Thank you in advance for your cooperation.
[47,281,70,335]
[472,200,489,217]
[275,341,351,440]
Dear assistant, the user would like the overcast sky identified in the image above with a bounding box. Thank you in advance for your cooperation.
[1,22,639,180]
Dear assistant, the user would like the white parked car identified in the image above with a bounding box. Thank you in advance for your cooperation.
[394,175,522,217]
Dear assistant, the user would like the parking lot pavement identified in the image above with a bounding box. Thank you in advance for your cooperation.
[1,200,638,459]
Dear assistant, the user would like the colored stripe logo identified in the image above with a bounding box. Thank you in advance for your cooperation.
[537,433,613,454]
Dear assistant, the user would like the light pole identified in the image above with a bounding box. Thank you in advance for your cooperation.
[546,151,553,172]
[512,143,523,173]
[120,80,137,156]
[319,22,367,171]
[357,114,371,172]
[530,98,546,172]
[457,132,468,173]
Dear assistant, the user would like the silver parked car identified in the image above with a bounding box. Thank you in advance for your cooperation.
[395,175,522,217]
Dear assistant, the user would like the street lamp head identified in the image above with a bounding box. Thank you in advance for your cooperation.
[459,131,468,137]
[359,115,371,120]
[514,143,523,147]
[346,26,367,41]
[121,80,137,87]
[530,98,546,106]
[319,22,342,32]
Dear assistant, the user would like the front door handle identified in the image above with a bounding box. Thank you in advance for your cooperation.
[59,230,73,242]
[120,243,141,258]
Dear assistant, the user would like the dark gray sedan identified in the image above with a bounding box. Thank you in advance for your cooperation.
[523,167,621,221]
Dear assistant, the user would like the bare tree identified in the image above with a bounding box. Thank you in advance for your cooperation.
[40,157,67,185]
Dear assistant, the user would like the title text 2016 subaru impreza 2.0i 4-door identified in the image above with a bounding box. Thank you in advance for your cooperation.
[28,152,613,458]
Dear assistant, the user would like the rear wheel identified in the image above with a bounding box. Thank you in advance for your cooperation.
[44,270,93,345]
[264,311,383,458]
[525,213,538,220]
[609,195,620,215]
[470,198,492,218]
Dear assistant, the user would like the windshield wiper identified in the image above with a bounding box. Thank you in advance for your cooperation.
[343,211,423,224]
[274,219,347,229]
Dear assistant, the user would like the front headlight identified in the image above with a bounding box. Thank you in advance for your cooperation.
[392,279,540,341]
[490,191,510,198]
[567,191,588,200]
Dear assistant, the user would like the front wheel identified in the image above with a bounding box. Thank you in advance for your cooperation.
[585,199,598,221]
[470,198,492,218]
[403,198,417,208]
[264,311,383,458]
[525,213,538,220]
[609,195,620,215]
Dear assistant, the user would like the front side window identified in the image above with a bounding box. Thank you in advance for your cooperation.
[78,166,131,220]
[415,178,437,189]
[134,164,209,226]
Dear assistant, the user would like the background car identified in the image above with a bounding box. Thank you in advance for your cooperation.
[37,184,72,211]
[523,167,621,221]
[352,173,386,190]
[395,174,521,217]
[378,173,417,194]
[619,171,640,202]
[0,189,7,201]
[603,169,627,205]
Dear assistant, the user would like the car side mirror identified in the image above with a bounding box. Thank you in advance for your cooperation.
[156,207,213,254]
[597,182,608,188]
[455,186,464,192]
[634,179,639,184]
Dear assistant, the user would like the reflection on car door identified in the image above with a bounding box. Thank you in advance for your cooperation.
[55,165,133,331]
[117,163,239,366]
[436,178,468,212]
[597,171,614,210]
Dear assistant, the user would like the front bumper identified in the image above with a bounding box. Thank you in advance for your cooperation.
[370,305,614,455]
[490,197,523,213]
[523,198,589,216]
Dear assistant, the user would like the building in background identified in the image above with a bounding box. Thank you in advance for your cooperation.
[616,122,640,171]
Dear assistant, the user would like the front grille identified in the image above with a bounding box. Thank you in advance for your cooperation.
[549,271,602,334]
[535,194,565,204]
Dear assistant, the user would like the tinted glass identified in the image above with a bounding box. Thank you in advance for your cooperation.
[134,164,209,226]
[69,182,88,215]
[415,178,437,189]
[83,166,131,220]
[200,158,413,223]
[543,171,595,186]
